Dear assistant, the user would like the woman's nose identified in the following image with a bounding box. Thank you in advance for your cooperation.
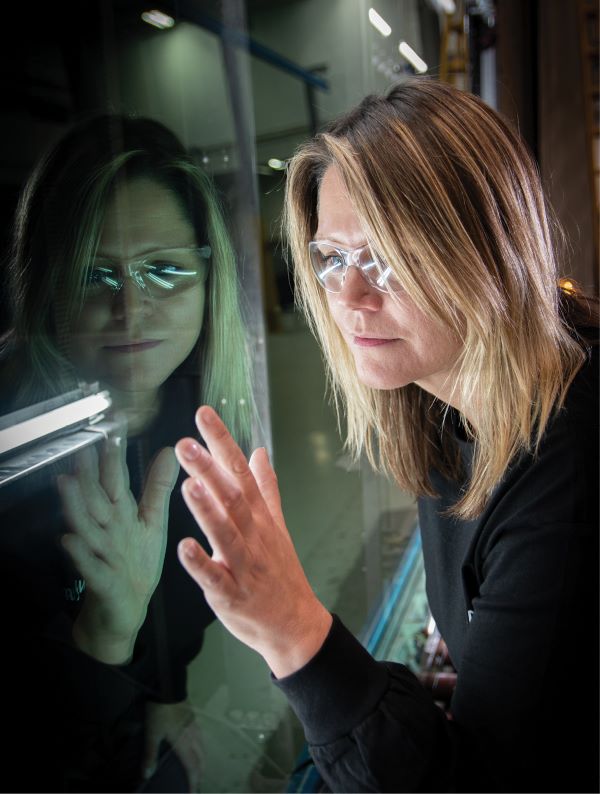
[336,265,382,310]
[110,276,154,323]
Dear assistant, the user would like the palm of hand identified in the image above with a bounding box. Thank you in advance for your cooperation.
[57,439,179,661]
[77,483,168,640]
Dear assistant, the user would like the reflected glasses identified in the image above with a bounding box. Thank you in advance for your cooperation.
[308,241,402,293]
[84,245,211,300]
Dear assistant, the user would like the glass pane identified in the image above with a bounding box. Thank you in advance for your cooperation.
[8,2,571,793]
[0,3,269,791]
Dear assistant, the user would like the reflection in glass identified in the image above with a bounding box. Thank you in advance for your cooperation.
[0,114,254,792]
[85,246,212,300]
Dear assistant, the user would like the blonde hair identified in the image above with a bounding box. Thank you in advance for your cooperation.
[284,77,596,519]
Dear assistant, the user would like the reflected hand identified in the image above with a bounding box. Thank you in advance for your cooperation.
[174,406,332,679]
[57,439,179,663]
[142,699,204,792]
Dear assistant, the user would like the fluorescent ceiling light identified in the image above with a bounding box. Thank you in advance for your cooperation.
[0,392,112,456]
[368,8,392,37]
[431,0,456,12]
[141,10,175,29]
[399,41,428,73]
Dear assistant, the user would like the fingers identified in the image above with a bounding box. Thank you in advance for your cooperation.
[75,444,99,480]
[99,435,129,502]
[73,446,113,527]
[249,447,286,527]
[138,447,179,527]
[58,478,114,593]
[57,475,111,560]
[180,479,248,569]
[175,438,255,537]
[193,408,262,510]
[177,537,237,599]
[196,406,253,478]
[60,532,110,594]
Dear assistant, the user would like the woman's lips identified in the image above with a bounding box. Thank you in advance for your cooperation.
[103,340,163,353]
[353,336,397,347]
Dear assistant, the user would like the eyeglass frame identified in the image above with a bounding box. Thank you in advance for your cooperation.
[83,245,212,300]
[308,240,401,294]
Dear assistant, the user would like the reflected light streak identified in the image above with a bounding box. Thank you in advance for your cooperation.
[141,10,175,29]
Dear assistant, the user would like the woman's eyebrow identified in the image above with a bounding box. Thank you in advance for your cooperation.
[313,234,369,247]
[94,243,196,259]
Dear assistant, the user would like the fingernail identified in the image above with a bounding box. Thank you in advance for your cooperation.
[182,441,201,461]
[200,407,214,424]
[189,479,204,499]
[181,540,197,559]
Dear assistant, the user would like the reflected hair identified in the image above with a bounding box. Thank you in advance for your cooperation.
[2,114,254,445]
[284,77,598,518]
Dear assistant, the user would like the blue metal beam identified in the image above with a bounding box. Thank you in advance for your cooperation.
[179,4,329,91]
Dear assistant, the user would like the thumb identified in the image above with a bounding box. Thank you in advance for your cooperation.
[249,447,285,526]
[139,447,179,527]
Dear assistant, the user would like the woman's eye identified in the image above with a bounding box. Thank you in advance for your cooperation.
[147,262,185,276]
[322,254,344,269]
[85,266,112,287]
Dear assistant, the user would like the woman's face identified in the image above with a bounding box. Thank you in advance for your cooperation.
[67,177,206,395]
[318,166,462,402]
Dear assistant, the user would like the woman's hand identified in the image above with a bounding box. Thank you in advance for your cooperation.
[142,699,204,792]
[174,406,332,679]
[57,438,179,664]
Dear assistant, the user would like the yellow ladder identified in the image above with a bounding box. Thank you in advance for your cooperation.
[439,0,470,91]
[578,0,599,285]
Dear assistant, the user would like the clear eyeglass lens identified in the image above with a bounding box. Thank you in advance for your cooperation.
[84,246,210,299]
[310,242,401,293]
[311,243,346,291]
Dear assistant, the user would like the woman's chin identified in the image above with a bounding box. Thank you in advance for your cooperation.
[355,367,413,391]
[101,371,165,398]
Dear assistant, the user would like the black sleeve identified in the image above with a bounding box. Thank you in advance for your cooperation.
[275,513,598,793]
[274,615,458,793]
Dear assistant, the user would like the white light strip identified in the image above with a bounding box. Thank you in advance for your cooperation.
[0,392,112,455]
[268,158,286,170]
[368,8,392,37]
[399,41,428,73]
[141,10,175,29]
[437,0,457,13]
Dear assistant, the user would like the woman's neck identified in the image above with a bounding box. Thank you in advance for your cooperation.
[107,386,162,436]
[415,363,478,433]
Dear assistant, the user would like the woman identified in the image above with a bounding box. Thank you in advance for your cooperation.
[0,114,254,791]
[173,78,598,792]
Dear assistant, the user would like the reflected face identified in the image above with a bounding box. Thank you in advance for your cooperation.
[67,177,206,394]
[317,167,462,398]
